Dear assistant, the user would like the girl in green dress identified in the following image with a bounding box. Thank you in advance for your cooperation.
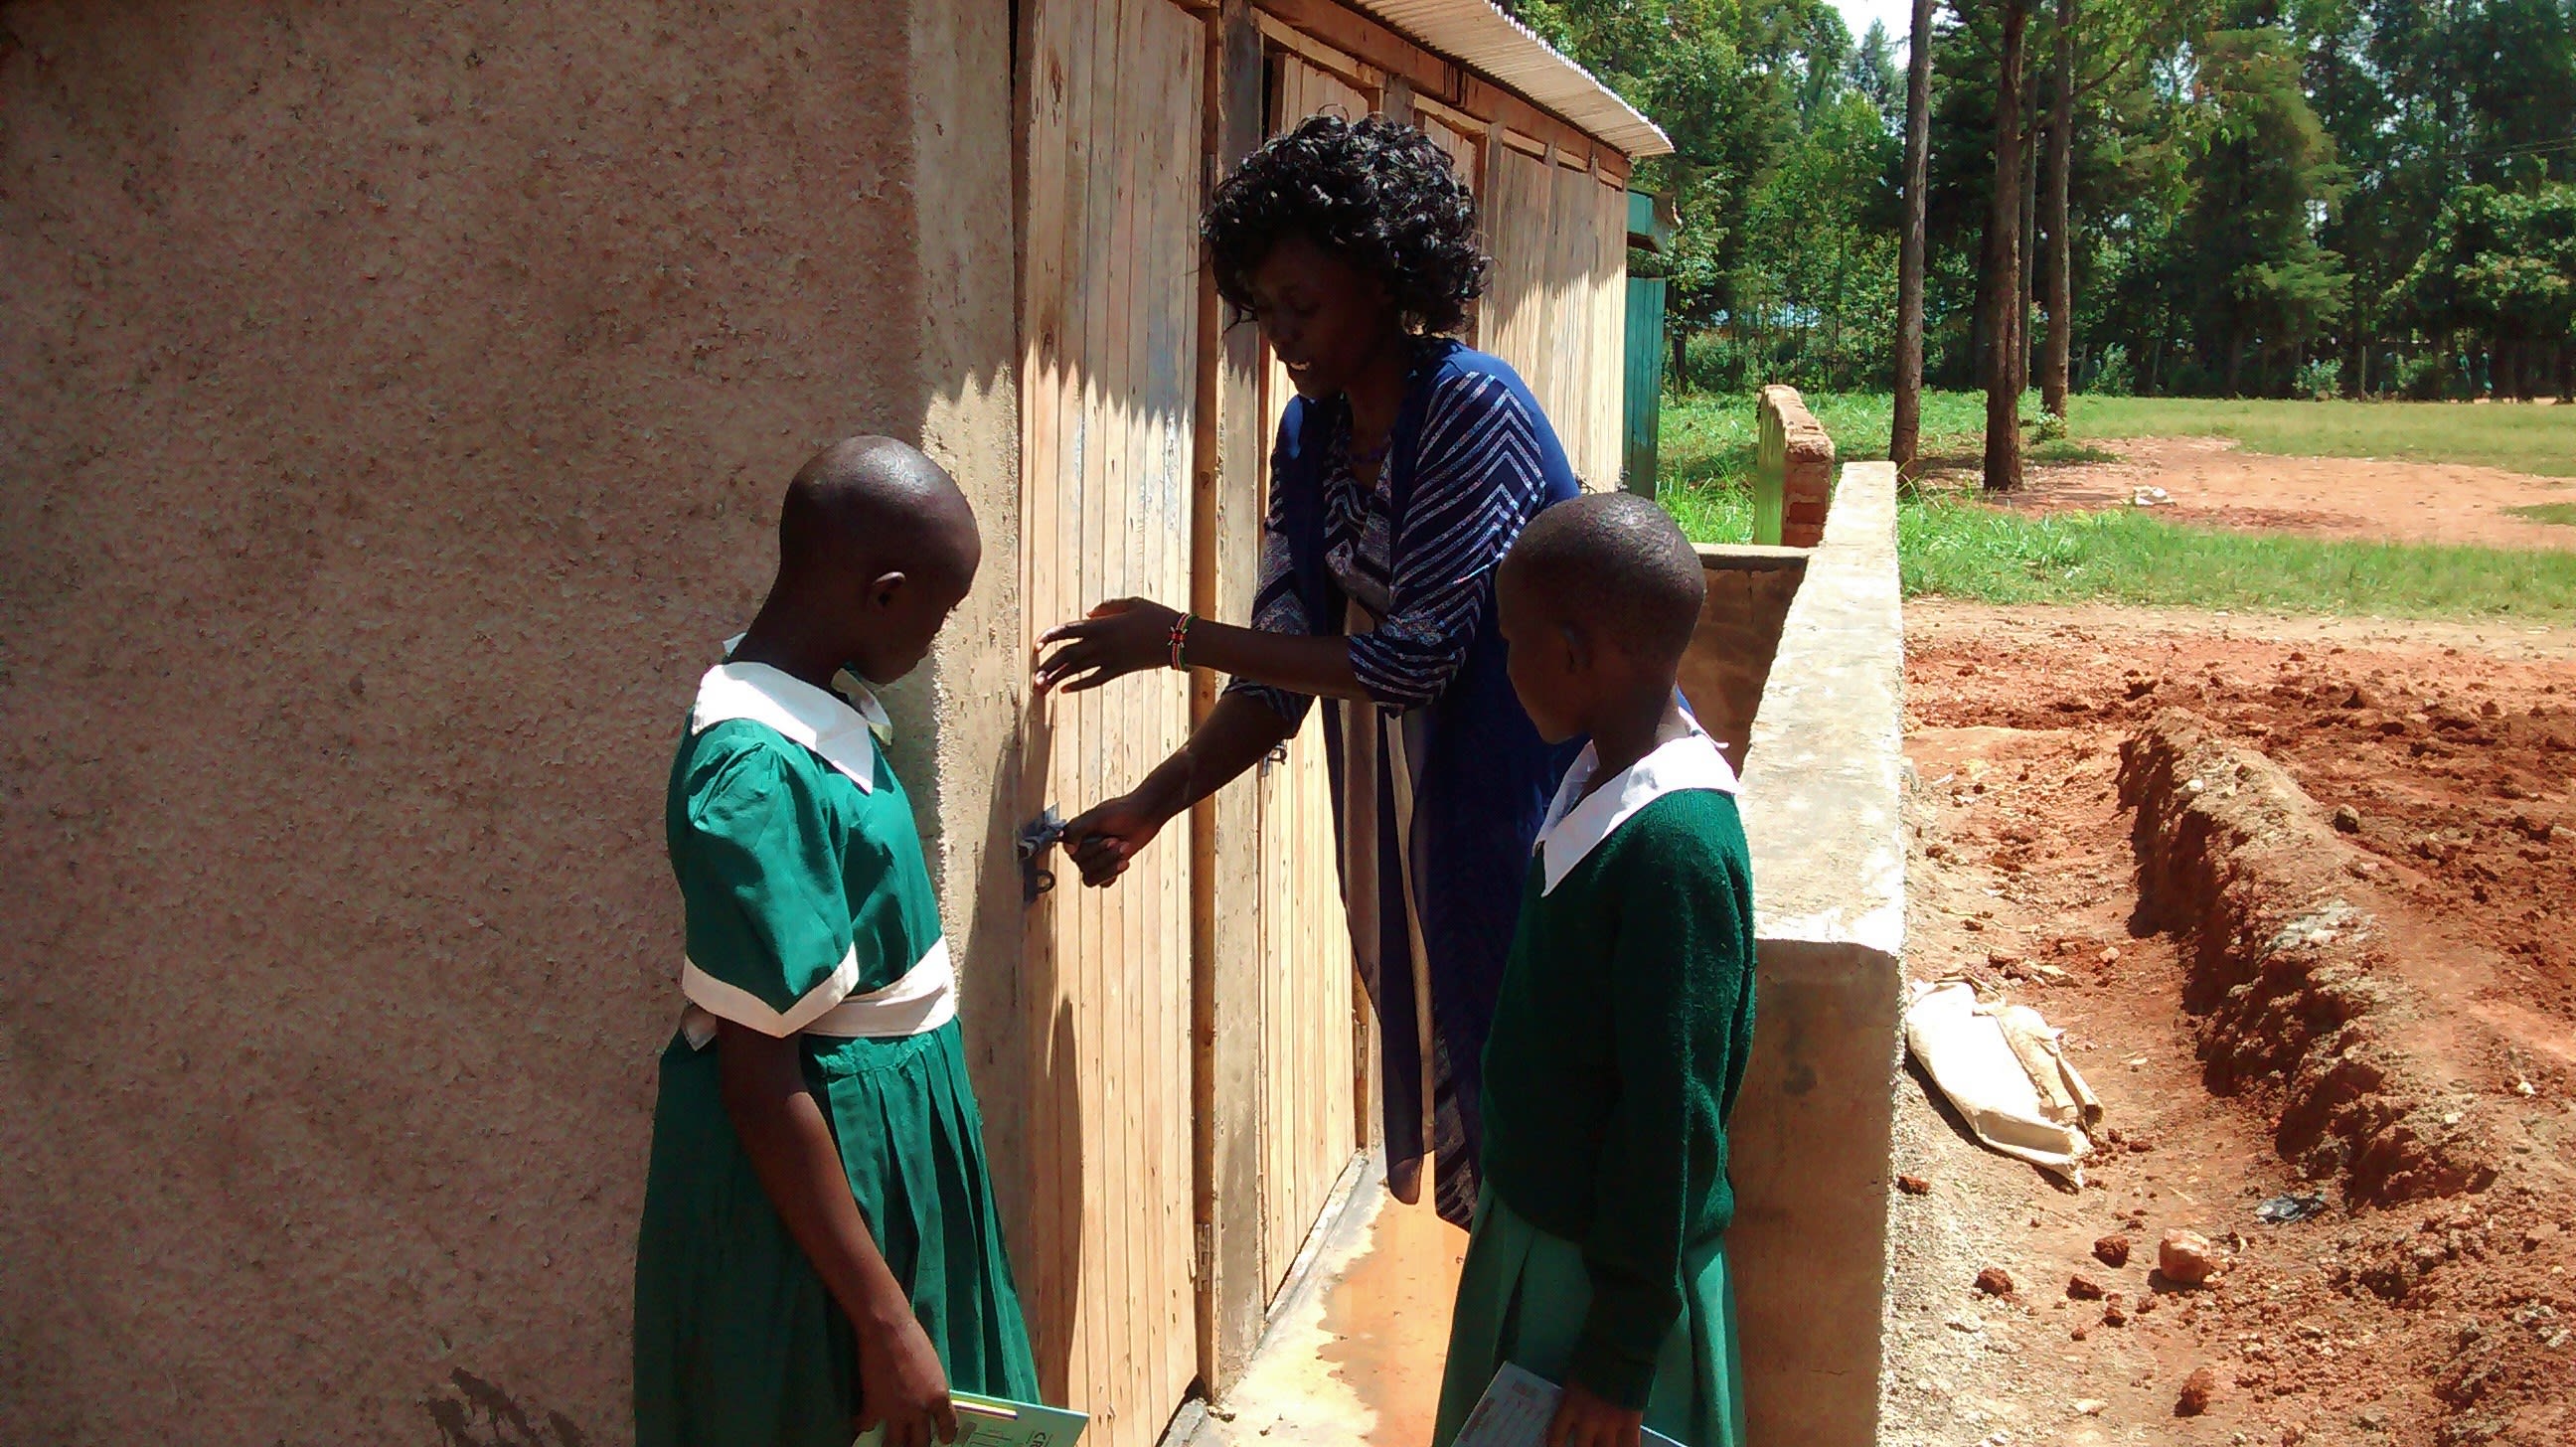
[1433,494,1757,1447]
[634,438,1039,1447]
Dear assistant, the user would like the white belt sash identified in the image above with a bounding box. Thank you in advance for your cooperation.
[680,938,957,1050]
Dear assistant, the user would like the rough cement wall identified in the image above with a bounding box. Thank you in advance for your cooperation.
[0,3,1016,1442]
[1726,461,1906,1447]
[1679,546,1806,768]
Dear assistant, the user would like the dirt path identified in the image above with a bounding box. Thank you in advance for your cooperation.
[1968,436,2576,552]
[1882,601,2576,1447]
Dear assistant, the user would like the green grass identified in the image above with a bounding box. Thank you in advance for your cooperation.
[1897,497,2576,621]
[2067,395,2576,477]
[1655,388,2576,622]
[2506,502,2576,527]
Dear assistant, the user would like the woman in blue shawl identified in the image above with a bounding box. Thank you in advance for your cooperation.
[1033,115,1582,1228]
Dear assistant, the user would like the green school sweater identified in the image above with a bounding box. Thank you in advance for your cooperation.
[1478,783,1759,1408]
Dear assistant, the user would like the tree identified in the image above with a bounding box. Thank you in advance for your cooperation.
[2174,27,2348,394]
[1893,0,1938,478]
[2040,0,2075,416]
[1984,0,2031,491]
[2405,184,2576,399]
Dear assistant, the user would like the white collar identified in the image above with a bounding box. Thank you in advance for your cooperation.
[692,659,886,793]
[1534,725,1739,894]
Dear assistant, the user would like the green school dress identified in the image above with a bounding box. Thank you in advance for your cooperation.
[634,662,1039,1447]
[1433,728,1757,1447]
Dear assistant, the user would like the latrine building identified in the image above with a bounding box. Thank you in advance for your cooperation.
[0,3,1665,1443]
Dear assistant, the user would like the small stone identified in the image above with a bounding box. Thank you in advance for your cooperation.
[2071,1324,2089,1340]
[1897,1175,1931,1196]
[2072,1398,2108,1416]
[2334,804,2363,833]
[2068,1274,2106,1300]
[1947,1313,1985,1333]
[2099,946,2121,964]
[2161,1229,2221,1285]
[2095,1234,2133,1268]
[1962,915,1985,931]
[2103,1303,2128,1327]
[1977,1267,2016,1296]
[2177,1367,2217,1416]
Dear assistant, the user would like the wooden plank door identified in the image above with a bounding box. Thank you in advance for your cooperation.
[1018,2,1205,1443]
[1253,48,1369,1302]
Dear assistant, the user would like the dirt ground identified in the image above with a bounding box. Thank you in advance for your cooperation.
[1883,599,2576,1447]
[1972,436,2576,551]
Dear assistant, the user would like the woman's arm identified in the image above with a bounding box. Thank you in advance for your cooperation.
[717,1024,958,1447]
[1059,691,1296,885]
[1035,598,1372,702]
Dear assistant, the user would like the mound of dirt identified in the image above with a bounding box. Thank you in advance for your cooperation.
[1891,606,2576,1447]
[2119,710,2502,1205]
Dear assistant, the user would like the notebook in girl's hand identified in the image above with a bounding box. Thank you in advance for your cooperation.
[850,1391,1086,1447]
[1449,1363,1684,1447]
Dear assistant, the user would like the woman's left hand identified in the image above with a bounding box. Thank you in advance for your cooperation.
[1036,597,1181,695]
[1544,1382,1644,1447]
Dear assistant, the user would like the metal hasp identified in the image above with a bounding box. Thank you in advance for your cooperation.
[1016,806,1067,904]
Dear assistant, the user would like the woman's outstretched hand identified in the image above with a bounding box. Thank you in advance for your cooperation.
[1058,793,1170,886]
[1035,597,1181,695]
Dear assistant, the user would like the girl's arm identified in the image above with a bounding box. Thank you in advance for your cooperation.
[717,1023,958,1447]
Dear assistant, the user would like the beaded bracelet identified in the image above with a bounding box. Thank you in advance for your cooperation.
[1167,612,1196,671]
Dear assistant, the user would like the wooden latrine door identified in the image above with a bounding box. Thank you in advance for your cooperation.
[1250,47,1368,1303]
[1017,1,1204,1443]
[1477,136,1630,489]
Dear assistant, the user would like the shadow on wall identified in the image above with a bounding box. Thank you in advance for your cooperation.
[423,1369,590,1447]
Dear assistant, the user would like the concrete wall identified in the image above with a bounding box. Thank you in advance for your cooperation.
[1726,461,1907,1447]
[1679,546,1806,768]
[0,3,1017,1442]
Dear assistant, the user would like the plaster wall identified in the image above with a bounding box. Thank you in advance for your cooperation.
[0,2,1017,1441]
[1679,545,1806,768]
[1726,461,1907,1447]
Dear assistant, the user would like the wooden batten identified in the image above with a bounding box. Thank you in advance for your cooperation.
[1255,0,1458,100]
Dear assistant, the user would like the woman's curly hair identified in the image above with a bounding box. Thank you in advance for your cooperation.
[1203,113,1488,336]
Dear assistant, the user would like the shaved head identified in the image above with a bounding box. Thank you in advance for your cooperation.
[778,435,980,591]
[1503,492,1704,668]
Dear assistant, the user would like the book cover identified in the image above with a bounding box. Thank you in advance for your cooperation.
[851,1390,1087,1447]
[1449,1363,1684,1447]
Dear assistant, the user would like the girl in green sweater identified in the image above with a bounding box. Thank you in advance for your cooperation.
[1432,493,1757,1447]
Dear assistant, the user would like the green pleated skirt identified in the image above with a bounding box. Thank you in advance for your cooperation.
[634,1020,1040,1447]
[1432,1186,1746,1447]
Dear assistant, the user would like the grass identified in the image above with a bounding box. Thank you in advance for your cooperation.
[2067,395,2576,477]
[1898,496,2576,621]
[2506,502,2576,527]
[1655,388,2576,623]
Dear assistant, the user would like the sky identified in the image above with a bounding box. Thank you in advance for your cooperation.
[1833,0,1919,61]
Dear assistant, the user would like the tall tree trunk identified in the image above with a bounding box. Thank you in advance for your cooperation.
[1984,0,2029,492]
[2012,59,2037,403]
[1893,0,1935,482]
[2042,0,2075,416]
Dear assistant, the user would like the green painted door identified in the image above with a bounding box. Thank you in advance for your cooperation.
[1623,276,1669,495]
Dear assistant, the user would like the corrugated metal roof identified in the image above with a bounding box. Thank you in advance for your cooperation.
[1355,0,1672,158]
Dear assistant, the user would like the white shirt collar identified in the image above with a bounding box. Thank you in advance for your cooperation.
[693,645,888,793]
[1533,724,1740,894]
